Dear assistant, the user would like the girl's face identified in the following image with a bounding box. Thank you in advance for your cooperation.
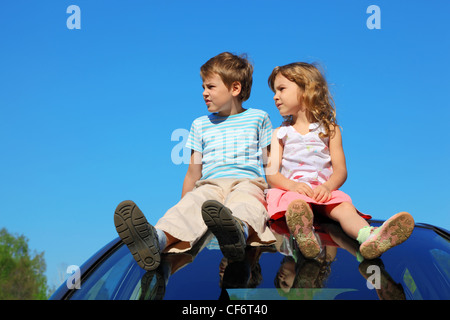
[273,74,304,117]
[277,260,296,292]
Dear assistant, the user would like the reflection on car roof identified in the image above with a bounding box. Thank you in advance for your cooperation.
[53,217,450,300]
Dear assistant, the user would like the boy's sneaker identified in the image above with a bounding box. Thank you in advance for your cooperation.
[286,199,321,259]
[201,200,246,261]
[114,200,161,271]
[222,260,251,289]
[139,270,166,300]
[359,211,414,260]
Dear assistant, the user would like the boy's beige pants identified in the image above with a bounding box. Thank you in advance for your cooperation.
[155,177,276,253]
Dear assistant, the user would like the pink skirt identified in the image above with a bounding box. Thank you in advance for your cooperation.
[266,188,371,220]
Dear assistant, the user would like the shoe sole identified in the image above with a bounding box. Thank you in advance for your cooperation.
[360,211,414,260]
[139,271,165,300]
[286,199,321,259]
[201,200,246,261]
[114,200,160,271]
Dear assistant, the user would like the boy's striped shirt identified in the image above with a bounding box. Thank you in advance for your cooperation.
[186,108,272,180]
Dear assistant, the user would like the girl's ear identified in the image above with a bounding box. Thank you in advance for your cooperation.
[231,81,242,97]
[297,88,306,105]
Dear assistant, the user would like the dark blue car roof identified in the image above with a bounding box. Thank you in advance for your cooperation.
[51,218,450,300]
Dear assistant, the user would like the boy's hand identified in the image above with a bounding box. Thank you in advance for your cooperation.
[288,181,314,198]
[312,185,332,203]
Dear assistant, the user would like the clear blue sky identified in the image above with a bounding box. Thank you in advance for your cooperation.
[1,0,449,290]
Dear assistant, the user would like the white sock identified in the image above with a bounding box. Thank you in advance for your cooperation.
[242,222,249,240]
[156,228,167,251]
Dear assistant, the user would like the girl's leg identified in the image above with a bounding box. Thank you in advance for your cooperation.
[286,199,321,259]
[318,202,415,259]
[359,212,414,259]
[319,202,370,240]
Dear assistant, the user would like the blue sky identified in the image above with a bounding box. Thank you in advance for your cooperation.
[1,0,449,290]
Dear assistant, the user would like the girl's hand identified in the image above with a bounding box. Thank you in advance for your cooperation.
[312,185,332,203]
[288,181,314,198]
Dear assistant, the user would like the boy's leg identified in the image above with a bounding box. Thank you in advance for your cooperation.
[201,199,247,261]
[155,180,224,253]
[223,178,276,246]
[114,200,161,271]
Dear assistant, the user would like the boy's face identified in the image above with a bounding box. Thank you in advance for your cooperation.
[202,73,238,116]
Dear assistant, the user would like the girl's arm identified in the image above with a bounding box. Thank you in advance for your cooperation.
[261,145,270,175]
[313,125,348,202]
[324,125,348,190]
[265,128,314,197]
[181,150,203,198]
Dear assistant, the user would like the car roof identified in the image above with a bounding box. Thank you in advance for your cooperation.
[51,218,450,300]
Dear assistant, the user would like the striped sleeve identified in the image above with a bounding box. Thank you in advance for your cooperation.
[185,119,202,152]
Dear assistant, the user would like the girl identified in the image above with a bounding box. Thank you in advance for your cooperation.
[266,62,414,260]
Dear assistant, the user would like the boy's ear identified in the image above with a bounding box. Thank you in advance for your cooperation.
[230,81,242,97]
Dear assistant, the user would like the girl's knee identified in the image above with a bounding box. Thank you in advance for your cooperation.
[337,201,355,212]
[328,202,356,219]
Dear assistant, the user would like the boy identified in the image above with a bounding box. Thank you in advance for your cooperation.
[114,52,276,271]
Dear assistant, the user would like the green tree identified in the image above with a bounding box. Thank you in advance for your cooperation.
[0,228,48,299]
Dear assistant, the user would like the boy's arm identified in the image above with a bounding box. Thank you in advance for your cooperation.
[181,150,203,198]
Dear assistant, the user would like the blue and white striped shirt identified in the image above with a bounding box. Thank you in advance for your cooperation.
[185,108,272,180]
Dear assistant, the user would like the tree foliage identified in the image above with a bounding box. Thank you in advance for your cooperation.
[0,228,48,300]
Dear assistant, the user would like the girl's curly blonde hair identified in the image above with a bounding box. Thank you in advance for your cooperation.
[268,62,337,138]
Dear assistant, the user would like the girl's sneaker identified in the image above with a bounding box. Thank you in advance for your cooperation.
[201,200,246,261]
[358,259,406,300]
[114,200,161,271]
[286,199,321,259]
[359,212,414,260]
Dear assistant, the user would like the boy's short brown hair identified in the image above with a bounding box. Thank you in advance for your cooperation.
[200,52,253,102]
